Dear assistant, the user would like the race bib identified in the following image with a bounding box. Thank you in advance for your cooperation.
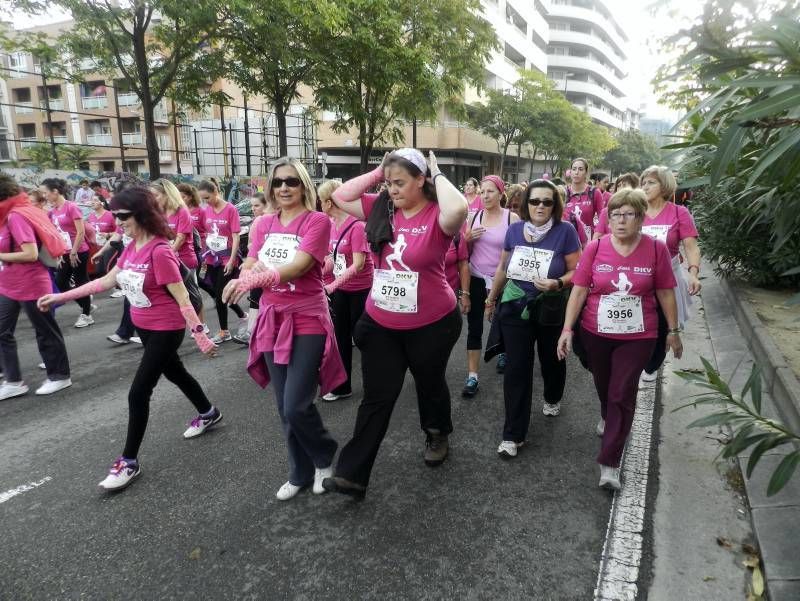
[642,225,669,244]
[258,233,299,267]
[96,232,109,247]
[206,233,228,253]
[506,246,554,282]
[371,269,419,313]
[598,294,644,334]
[122,234,133,248]
[333,253,347,277]
[116,269,151,308]
[59,230,71,249]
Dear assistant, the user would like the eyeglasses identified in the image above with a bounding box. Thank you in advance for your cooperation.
[113,211,133,220]
[271,177,303,189]
[609,211,638,221]
[528,198,554,207]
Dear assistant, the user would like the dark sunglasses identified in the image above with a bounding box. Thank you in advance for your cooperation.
[113,211,133,220]
[528,198,554,207]
[271,177,303,189]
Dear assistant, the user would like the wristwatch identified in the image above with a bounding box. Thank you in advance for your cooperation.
[190,324,204,334]
[556,278,564,290]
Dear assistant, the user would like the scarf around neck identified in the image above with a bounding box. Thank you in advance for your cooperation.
[524,218,553,243]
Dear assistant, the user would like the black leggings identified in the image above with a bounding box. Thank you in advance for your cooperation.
[466,275,489,350]
[55,251,91,315]
[330,288,369,395]
[202,264,244,330]
[123,328,212,458]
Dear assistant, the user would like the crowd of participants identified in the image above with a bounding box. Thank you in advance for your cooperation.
[0,152,700,497]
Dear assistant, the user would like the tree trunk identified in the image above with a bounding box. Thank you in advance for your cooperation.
[359,124,370,172]
[133,20,160,178]
[515,144,521,183]
[273,76,288,157]
[529,146,538,179]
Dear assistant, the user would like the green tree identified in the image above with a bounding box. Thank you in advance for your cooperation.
[58,144,95,170]
[315,0,498,170]
[23,143,57,171]
[467,88,528,176]
[602,130,663,175]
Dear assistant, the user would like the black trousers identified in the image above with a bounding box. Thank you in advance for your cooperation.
[644,304,669,375]
[0,295,70,382]
[335,307,462,486]
[466,275,489,350]
[123,328,212,458]
[498,304,565,443]
[116,297,135,339]
[203,264,244,330]
[330,288,369,395]
[55,251,91,315]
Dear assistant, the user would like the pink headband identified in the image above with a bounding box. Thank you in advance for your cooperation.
[481,175,505,194]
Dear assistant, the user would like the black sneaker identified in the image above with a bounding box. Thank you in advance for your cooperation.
[321,476,367,499]
[424,432,449,466]
[496,353,507,374]
[462,376,479,398]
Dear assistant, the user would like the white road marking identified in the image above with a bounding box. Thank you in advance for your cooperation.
[594,381,657,601]
[0,476,53,505]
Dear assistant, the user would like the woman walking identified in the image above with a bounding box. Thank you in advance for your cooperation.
[564,158,604,241]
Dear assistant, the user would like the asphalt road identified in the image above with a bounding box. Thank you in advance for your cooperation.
[1,294,612,600]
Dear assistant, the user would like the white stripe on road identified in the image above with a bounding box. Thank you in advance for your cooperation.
[0,476,52,505]
[594,382,657,601]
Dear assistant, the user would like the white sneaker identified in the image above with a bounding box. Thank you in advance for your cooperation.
[0,381,29,401]
[202,323,210,334]
[35,378,72,395]
[211,330,231,344]
[110,289,125,298]
[497,440,519,458]
[38,362,46,369]
[98,457,141,491]
[90,303,98,313]
[182,408,222,439]
[106,334,130,345]
[639,370,658,385]
[596,419,605,437]
[542,401,561,416]
[130,336,142,344]
[313,467,333,494]
[74,314,94,328]
[321,392,353,402]
[599,465,621,490]
[276,481,302,501]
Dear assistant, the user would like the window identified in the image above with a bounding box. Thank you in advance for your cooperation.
[9,52,26,70]
[180,121,192,160]
[100,161,115,172]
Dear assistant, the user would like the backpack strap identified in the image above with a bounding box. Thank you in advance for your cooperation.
[333,218,359,262]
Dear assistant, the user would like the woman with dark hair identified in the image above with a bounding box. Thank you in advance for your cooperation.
[320,148,467,498]
[38,186,219,492]
[464,177,481,213]
[197,180,246,344]
[0,174,72,400]
[87,194,115,248]
[40,178,95,328]
[565,158,604,241]
[485,179,581,457]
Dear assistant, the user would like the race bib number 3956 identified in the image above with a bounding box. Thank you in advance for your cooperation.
[597,294,644,334]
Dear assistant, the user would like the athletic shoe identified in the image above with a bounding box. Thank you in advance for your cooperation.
[596,419,605,437]
[321,476,367,499]
[211,330,231,344]
[497,440,520,458]
[542,401,561,416]
[35,378,72,395]
[74,313,94,328]
[639,370,658,385]
[202,323,210,335]
[313,467,333,495]
[107,334,130,345]
[0,381,29,401]
[98,457,141,491]
[321,391,352,402]
[424,432,449,466]
[90,303,98,313]
[130,336,142,344]
[276,481,303,501]
[231,332,250,345]
[496,353,507,374]
[38,362,46,369]
[110,290,124,298]
[599,465,621,490]
[182,407,222,439]
[462,376,479,398]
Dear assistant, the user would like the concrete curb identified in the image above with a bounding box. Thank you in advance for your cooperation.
[718,276,800,435]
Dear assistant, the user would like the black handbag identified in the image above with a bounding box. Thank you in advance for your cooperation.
[178,260,204,314]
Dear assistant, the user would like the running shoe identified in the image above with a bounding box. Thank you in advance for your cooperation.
[0,381,29,401]
[90,303,98,313]
[110,289,125,298]
[231,331,250,345]
[496,353,507,374]
[596,419,605,437]
[424,432,449,466]
[107,334,130,345]
[321,391,352,402]
[497,440,520,459]
[542,401,561,416]
[461,376,479,398]
[38,362,46,369]
[211,330,231,344]
[276,481,303,501]
[639,370,658,385]
[130,336,142,344]
[35,378,72,395]
[599,465,621,490]
[98,457,141,491]
[313,467,333,495]
[321,476,367,499]
[182,407,223,439]
[74,313,94,328]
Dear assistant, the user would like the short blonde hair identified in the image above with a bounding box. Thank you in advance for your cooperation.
[640,165,676,201]
[607,188,647,219]
[151,179,186,213]
[317,179,341,202]
[268,157,317,212]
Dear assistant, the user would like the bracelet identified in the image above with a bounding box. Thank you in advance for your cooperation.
[688,265,700,274]
[556,278,564,290]
[485,298,495,306]
[667,327,682,335]
[461,290,471,296]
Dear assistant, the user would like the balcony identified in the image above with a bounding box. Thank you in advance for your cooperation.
[19,137,39,148]
[8,68,26,79]
[40,98,65,111]
[547,3,629,49]
[548,29,627,77]
[585,105,623,130]
[556,78,627,112]
[50,135,68,144]
[159,150,173,162]
[82,96,108,109]
[122,132,143,145]
[86,133,113,146]
[15,102,34,114]
[117,92,139,107]
[546,54,627,96]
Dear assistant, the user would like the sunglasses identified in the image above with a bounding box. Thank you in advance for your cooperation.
[271,177,303,189]
[528,198,554,207]
[113,211,133,220]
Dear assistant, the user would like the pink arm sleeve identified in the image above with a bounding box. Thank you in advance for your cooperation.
[331,166,384,204]
[324,263,360,295]
[53,278,107,302]
[180,305,216,353]
[237,265,280,292]
[322,256,334,276]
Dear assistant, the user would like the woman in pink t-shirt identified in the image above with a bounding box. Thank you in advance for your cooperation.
[38,186,218,493]
[222,158,342,502]
[41,178,95,328]
[557,189,682,491]
[564,158,604,241]
[318,179,374,402]
[0,176,71,401]
[464,177,480,213]
[320,148,467,498]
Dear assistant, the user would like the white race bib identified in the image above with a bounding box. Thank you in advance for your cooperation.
[371,269,419,313]
[96,232,109,247]
[258,233,299,267]
[598,294,644,334]
[506,246,554,282]
[59,230,71,248]
[206,233,228,253]
[642,224,669,244]
[122,234,133,248]
[116,269,151,308]
[333,253,347,277]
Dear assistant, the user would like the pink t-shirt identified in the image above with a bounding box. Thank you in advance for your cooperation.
[595,202,698,258]
[362,195,456,329]
[445,224,468,292]
[565,186,603,238]
[167,207,198,269]
[573,235,677,340]
[49,201,88,253]
[0,213,52,301]
[87,210,116,245]
[467,196,483,212]
[202,202,240,266]
[189,207,205,236]
[248,210,330,335]
[330,215,373,292]
[116,238,184,331]
[469,209,511,280]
